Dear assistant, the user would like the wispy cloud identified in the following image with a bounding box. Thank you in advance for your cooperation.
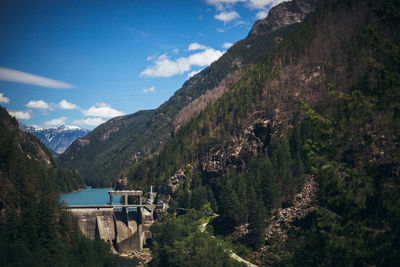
[247,0,284,10]
[81,103,124,118]
[0,67,74,89]
[44,116,68,126]
[128,27,150,38]
[9,110,31,120]
[140,46,224,78]
[26,100,51,109]
[222,42,233,49]
[59,99,78,109]
[207,0,283,10]
[0,93,10,104]
[74,117,105,127]
[206,0,246,10]
[143,86,156,93]
[215,11,240,23]
[188,42,209,51]
[206,0,284,24]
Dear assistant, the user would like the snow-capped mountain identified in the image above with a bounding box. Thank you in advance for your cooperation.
[19,124,90,155]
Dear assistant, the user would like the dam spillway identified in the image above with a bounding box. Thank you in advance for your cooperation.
[64,190,157,253]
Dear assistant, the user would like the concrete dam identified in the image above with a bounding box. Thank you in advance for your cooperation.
[65,190,157,252]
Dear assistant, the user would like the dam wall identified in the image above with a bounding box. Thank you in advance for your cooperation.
[67,205,153,251]
[69,207,114,240]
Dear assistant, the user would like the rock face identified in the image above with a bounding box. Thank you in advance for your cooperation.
[249,0,319,37]
[153,169,190,220]
[253,176,318,262]
[200,118,276,179]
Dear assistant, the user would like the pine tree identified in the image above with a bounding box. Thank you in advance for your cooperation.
[247,186,267,250]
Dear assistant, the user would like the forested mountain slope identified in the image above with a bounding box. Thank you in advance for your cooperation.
[119,0,399,265]
[0,107,85,192]
[0,107,121,266]
[59,0,318,187]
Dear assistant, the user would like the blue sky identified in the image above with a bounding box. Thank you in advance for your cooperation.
[0,0,283,129]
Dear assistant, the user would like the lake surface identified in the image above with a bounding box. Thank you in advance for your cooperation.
[60,187,121,205]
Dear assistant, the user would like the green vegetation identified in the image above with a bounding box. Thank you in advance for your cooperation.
[269,1,400,264]
[0,107,122,266]
[59,110,154,187]
[59,13,300,188]
[150,210,245,267]
[124,0,400,265]
[7,0,396,265]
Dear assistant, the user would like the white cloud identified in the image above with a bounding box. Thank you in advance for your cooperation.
[188,70,202,78]
[172,48,179,54]
[44,116,68,126]
[234,21,246,27]
[96,102,110,107]
[0,93,10,104]
[143,86,156,93]
[59,99,78,109]
[222,42,233,49]
[140,48,224,78]
[255,10,269,19]
[9,110,31,120]
[74,117,105,127]
[26,100,51,109]
[0,67,74,89]
[206,0,246,10]
[188,42,209,51]
[206,0,246,3]
[146,55,155,61]
[82,103,124,118]
[248,0,285,9]
[215,11,240,23]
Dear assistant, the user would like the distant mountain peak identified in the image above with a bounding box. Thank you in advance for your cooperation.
[57,125,83,131]
[19,123,90,155]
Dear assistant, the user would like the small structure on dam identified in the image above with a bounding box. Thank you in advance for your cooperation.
[65,189,158,253]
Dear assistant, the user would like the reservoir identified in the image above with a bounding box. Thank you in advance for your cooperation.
[60,187,121,206]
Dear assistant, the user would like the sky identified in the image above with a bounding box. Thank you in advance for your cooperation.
[0,0,284,130]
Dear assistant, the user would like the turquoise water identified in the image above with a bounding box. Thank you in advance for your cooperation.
[60,187,121,206]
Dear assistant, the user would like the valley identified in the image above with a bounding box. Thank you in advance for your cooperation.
[1,0,399,266]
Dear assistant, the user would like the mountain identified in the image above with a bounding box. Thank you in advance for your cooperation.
[59,0,319,187]
[2,0,398,265]
[0,106,123,265]
[117,0,400,265]
[20,124,90,156]
[1,109,86,192]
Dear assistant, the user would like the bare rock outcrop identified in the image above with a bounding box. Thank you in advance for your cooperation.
[253,176,318,262]
[249,0,318,37]
[154,169,189,220]
[200,119,276,178]
[100,127,119,141]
